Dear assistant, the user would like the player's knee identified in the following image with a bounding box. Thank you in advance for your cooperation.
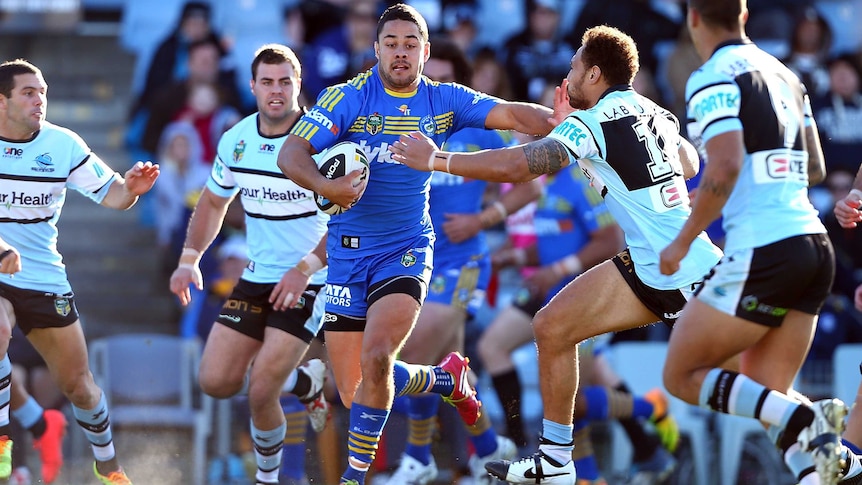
[476,332,498,366]
[532,306,568,346]
[60,370,99,405]
[360,347,394,386]
[199,369,243,399]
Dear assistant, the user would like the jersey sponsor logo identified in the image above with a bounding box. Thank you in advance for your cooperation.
[420,115,435,136]
[554,120,588,146]
[663,310,683,320]
[398,104,410,115]
[54,296,71,317]
[0,191,53,207]
[646,181,684,212]
[258,143,275,153]
[690,89,739,121]
[224,299,263,314]
[341,235,360,249]
[33,153,54,172]
[233,140,246,162]
[366,112,383,135]
[219,314,241,323]
[740,295,788,317]
[2,147,22,158]
[323,312,337,323]
[239,186,310,202]
[307,108,339,135]
[325,284,352,307]
[765,153,806,180]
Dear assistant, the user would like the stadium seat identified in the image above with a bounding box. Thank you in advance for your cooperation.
[605,341,712,485]
[89,334,212,485]
[833,343,862,410]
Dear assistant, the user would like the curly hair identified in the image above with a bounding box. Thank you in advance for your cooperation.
[580,26,639,86]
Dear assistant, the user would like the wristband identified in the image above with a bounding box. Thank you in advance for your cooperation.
[178,262,198,270]
[181,247,201,258]
[179,247,202,265]
[428,151,452,172]
[850,189,862,201]
[295,253,324,277]
[479,201,509,228]
[491,201,508,220]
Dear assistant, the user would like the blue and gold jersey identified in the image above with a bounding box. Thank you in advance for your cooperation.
[290,65,500,258]
[431,128,516,266]
[0,122,118,293]
[686,40,824,254]
[209,113,328,285]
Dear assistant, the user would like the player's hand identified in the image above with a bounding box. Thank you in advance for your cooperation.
[319,171,366,210]
[834,195,862,228]
[659,239,689,276]
[389,132,440,171]
[549,79,574,127]
[124,161,160,196]
[270,268,310,311]
[0,247,21,275]
[170,263,203,306]
[442,213,482,243]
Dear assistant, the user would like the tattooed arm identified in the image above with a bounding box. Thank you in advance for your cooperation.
[660,130,742,274]
[391,132,571,183]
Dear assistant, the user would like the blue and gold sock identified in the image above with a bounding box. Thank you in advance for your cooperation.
[341,403,390,484]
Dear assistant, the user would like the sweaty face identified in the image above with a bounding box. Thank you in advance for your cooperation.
[375,19,429,92]
[566,48,591,110]
[252,62,300,123]
[1,73,46,139]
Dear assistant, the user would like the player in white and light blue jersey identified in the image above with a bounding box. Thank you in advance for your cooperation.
[0,59,159,483]
[278,5,564,485]
[391,25,722,484]
[659,2,855,484]
[167,45,329,485]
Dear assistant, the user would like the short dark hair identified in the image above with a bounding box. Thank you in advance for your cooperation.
[377,3,429,43]
[0,59,42,98]
[688,0,745,31]
[188,38,224,57]
[428,37,472,85]
[251,43,302,80]
[580,26,639,86]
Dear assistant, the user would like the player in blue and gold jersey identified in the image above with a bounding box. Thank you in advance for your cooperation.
[277,4,565,485]
[0,58,159,484]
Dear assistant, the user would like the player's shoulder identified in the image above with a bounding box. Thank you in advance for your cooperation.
[38,121,87,145]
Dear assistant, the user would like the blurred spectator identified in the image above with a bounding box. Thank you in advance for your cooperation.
[821,168,862,300]
[783,6,833,98]
[175,81,242,164]
[301,0,379,100]
[471,46,514,100]
[664,27,702,121]
[440,1,482,58]
[568,0,681,75]
[142,38,244,158]
[812,53,862,174]
[815,0,862,56]
[154,120,210,275]
[502,0,575,102]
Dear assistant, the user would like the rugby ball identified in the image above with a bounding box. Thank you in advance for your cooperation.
[314,141,370,215]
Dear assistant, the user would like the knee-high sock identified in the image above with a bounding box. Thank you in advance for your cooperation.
[701,369,819,483]
[403,394,439,465]
[72,392,115,462]
[342,403,390,484]
[250,419,286,484]
[491,369,527,448]
[280,395,307,481]
[12,396,46,438]
[393,360,453,397]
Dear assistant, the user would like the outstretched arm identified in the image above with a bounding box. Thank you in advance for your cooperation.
[390,132,571,183]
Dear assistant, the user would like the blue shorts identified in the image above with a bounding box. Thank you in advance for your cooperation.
[426,255,491,317]
[324,233,433,319]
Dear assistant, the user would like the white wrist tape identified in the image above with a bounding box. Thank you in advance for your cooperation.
[428,151,452,172]
[552,255,583,277]
[850,189,862,201]
[296,253,324,277]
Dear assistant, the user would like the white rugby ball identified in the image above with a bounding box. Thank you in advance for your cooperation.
[314,141,370,215]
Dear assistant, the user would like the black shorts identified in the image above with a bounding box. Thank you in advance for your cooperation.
[612,249,693,326]
[511,286,544,318]
[0,282,78,335]
[695,233,834,327]
[216,280,323,343]
[8,326,45,370]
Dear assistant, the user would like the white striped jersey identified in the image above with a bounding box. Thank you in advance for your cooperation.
[685,40,825,254]
[0,122,118,293]
[547,86,722,290]
[208,113,328,285]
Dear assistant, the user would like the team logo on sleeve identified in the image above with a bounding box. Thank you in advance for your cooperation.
[366,113,383,135]
[420,115,436,136]
[54,296,71,317]
[233,140,246,162]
